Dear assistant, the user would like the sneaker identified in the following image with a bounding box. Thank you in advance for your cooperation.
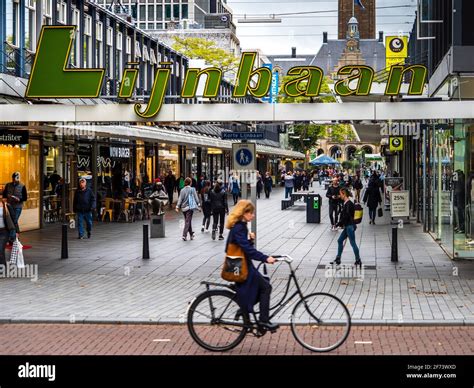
[330,258,341,265]
[78,235,85,239]
[190,233,195,240]
[182,236,187,241]
[259,321,279,332]
[218,235,224,240]
[212,230,216,240]
[354,258,362,267]
[201,227,204,232]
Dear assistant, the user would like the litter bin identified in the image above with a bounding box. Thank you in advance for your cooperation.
[150,213,165,238]
[306,194,321,223]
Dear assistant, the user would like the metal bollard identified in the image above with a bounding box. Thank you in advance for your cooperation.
[61,223,68,259]
[143,224,150,259]
[391,227,398,262]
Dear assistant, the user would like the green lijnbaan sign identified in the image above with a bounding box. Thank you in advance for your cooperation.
[25,26,428,119]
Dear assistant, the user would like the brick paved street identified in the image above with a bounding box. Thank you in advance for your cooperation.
[0,323,472,355]
[0,186,473,325]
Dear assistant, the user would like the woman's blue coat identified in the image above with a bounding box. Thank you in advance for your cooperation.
[227,221,269,313]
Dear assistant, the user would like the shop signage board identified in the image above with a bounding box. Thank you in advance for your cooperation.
[390,190,410,218]
[222,132,264,140]
[389,137,403,152]
[0,129,29,145]
[24,26,428,120]
[110,147,131,159]
[232,142,256,171]
[384,177,404,207]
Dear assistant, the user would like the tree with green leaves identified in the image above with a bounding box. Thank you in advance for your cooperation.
[279,74,354,168]
[172,36,239,76]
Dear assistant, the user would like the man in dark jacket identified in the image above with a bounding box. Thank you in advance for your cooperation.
[0,200,20,265]
[73,178,96,239]
[164,170,176,209]
[3,172,28,242]
[326,178,342,230]
[363,181,382,224]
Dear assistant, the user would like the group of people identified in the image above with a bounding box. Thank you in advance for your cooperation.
[282,170,310,198]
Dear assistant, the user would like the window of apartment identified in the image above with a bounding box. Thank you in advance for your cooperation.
[126,36,132,63]
[106,27,113,77]
[143,45,149,62]
[148,5,154,21]
[135,41,142,59]
[139,23,146,29]
[165,4,171,20]
[139,4,145,21]
[181,4,188,19]
[70,9,80,67]
[173,4,179,19]
[84,16,92,68]
[25,1,35,51]
[156,5,162,21]
[150,48,156,65]
[58,2,66,24]
[96,22,103,67]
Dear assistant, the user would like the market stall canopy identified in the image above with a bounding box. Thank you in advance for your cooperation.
[309,154,341,166]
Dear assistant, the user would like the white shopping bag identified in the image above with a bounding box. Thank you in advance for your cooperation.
[10,238,25,268]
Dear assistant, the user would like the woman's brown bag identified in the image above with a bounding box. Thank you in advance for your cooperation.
[221,240,248,283]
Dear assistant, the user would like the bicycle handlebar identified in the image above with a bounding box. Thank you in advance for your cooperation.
[271,255,293,263]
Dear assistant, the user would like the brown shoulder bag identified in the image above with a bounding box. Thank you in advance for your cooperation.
[221,229,248,283]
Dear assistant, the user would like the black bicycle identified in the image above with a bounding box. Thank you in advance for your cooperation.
[187,255,351,352]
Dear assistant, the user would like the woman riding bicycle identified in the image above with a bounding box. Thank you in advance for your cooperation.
[226,200,278,331]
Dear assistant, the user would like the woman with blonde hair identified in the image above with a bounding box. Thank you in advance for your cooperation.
[225,200,278,331]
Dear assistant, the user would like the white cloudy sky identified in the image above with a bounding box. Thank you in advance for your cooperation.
[226,0,418,55]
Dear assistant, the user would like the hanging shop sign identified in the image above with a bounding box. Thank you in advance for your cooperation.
[0,129,29,145]
[389,137,403,152]
[25,26,428,120]
[222,132,264,140]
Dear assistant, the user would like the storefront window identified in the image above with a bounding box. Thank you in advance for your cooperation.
[159,145,178,178]
[453,121,474,258]
[0,140,40,231]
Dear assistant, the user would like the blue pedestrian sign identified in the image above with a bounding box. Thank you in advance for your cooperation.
[232,143,256,170]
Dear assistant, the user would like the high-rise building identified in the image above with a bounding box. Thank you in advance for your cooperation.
[338,0,376,40]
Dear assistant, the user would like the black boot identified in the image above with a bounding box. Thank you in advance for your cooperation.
[330,257,341,265]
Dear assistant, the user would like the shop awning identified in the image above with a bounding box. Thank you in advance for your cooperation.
[50,123,305,159]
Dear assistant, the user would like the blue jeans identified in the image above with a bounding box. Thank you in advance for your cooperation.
[337,224,360,260]
[285,187,293,198]
[77,211,93,237]
[9,207,22,241]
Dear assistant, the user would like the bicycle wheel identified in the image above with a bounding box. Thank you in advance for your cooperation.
[290,292,351,352]
[187,289,248,352]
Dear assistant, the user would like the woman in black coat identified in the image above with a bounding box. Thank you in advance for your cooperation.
[209,182,229,240]
[226,200,278,331]
[263,172,273,199]
[363,181,382,224]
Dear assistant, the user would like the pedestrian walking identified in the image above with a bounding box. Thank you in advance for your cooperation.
[330,188,362,267]
[353,175,363,203]
[263,172,273,199]
[228,173,240,205]
[284,171,294,199]
[326,178,342,230]
[363,180,382,225]
[200,181,212,233]
[226,200,278,331]
[3,172,27,243]
[0,200,19,266]
[302,171,309,191]
[164,170,176,209]
[210,182,229,240]
[256,172,263,199]
[176,175,185,197]
[73,178,96,239]
[294,171,302,192]
[176,178,201,241]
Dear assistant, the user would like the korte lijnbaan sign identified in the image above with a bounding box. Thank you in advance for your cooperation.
[25,26,428,119]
